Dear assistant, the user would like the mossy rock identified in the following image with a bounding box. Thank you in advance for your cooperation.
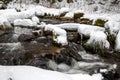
[35,0,39,3]
[107,34,116,49]
[94,19,108,27]
[58,0,63,2]
[60,12,68,17]
[67,0,73,3]
[2,0,11,4]
[60,17,73,21]
[74,13,84,19]
[84,43,109,56]
[80,18,93,25]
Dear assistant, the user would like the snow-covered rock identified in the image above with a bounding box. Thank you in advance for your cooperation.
[105,20,120,36]
[45,24,68,45]
[32,16,39,24]
[56,23,79,30]
[78,24,105,36]
[0,9,17,16]
[87,31,110,49]
[14,19,36,27]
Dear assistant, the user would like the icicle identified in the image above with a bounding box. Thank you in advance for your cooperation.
[80,34,83,45]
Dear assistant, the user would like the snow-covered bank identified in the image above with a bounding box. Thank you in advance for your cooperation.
[0,66,103,80]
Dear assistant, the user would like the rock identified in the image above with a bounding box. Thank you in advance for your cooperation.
[18,34,35,42]
[67,0,73,3]
[26,54,49,69]
[80,18,93,25]
[0,30,5,36]
[13,27,33,41]
[94,19,107,27]
[0,43,25,65]
[102,70,119,80]
[0,31,14,43]
[60,12,68,17]
[54,52,72,65]
[47,60,58,71]
[0,25,5,30]
[57,63,71,72]
[3,21,13,30]
[74,13,84,20]
[60,42,82,61]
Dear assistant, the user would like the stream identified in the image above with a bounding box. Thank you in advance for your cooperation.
[0,18,120,80]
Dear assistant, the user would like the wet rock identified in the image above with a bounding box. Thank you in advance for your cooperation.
[13,27,33,41]
[0,30,5,36]
[57,63,71,72]
[0,31,14,43]
[54,52,72,65]
[60,12,68,17]
[26,55,49,69]
[61,42,83,61]
[102,70,120,80]
[74,13,84,20]
[47,60,58,71]
[18,34,35,42]
[0,43,25,65]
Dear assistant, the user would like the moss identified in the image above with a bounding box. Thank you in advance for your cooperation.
[80,18,93,25]
[60,12,68,17]
[94,19,108,27]
[67,0,73,3]
[80,34,90,45]
[84,43,109,56]
[107,34,116,49]
[60,17,73,21]
[74,13,84,19]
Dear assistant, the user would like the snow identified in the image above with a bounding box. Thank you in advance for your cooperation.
[0,66,103,80]
[78,24,105,36]
[45,24,68,45]
[0,66,71,80]
[65,10,84,18]
[14,19,36,27]
[0,9,17,16]
[105,20,120,35]
[70,73,103,80]
[31,16,40,24]
[87,31,110,48]
[116,31,120,50]
[35,6,69,16]
[56,23,79,30]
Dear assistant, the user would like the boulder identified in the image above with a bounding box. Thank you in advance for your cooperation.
[18,34,35,42]
[94,19,107,27]
[60,42,82,61]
